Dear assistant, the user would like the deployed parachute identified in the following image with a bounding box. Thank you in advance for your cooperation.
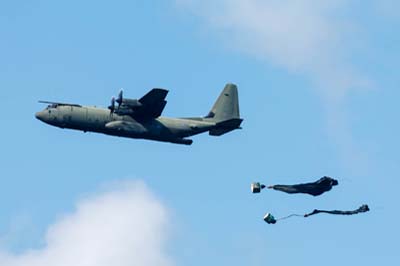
[304,204,370,217]
[268,176,338,196]
[252,176,369,225]
[263,204,370,224]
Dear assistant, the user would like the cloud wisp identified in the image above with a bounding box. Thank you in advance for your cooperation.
[0,180,173,266]
[178,0,374,169]
[178,0,367,101]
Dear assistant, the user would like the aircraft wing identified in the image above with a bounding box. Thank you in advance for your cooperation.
[39,101,81,107]
[136,88,168,119]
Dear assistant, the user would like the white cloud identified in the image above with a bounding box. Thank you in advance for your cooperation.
[0,180,173,266]
[178,0,375,169]
[178,0,367,101]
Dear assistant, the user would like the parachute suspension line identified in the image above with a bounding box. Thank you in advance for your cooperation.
[276,214,303,221]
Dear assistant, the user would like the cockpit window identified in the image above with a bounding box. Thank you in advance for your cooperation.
[46,104,58,110]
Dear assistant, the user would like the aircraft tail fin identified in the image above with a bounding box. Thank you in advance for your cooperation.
[205,83,240,122]
[205,83,242,136]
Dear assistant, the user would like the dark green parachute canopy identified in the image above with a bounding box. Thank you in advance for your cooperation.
[304,204,370,217]
[268,176,338,196]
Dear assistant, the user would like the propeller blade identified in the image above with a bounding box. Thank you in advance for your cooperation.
[108,96,116,113]
[116,89,123,107]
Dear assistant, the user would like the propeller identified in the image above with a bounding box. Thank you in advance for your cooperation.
[108,96,116,114]
[116,89,123,108]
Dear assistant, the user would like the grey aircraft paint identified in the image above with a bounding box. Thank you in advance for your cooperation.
[35,83,243,145]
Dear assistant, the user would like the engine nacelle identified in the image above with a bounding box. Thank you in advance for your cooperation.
[114,108,135,116]
[121,98,143,108]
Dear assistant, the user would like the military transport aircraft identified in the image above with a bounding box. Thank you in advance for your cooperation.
[35,83,243,145]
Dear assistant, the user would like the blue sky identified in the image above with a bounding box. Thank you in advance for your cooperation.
[0,0,399,265]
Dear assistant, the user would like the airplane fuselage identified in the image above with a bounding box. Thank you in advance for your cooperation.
[36,83,242,145]
[35,104,215,145]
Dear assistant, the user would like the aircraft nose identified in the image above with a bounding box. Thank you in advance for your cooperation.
[35,111,46,121]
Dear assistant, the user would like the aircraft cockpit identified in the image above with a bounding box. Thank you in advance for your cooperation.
[45,103,59,109]
[39,101,81,110]
[36,101,81,123]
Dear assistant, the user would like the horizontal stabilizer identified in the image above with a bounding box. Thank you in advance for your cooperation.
[209,118,243,136]
[216,118,243,128]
